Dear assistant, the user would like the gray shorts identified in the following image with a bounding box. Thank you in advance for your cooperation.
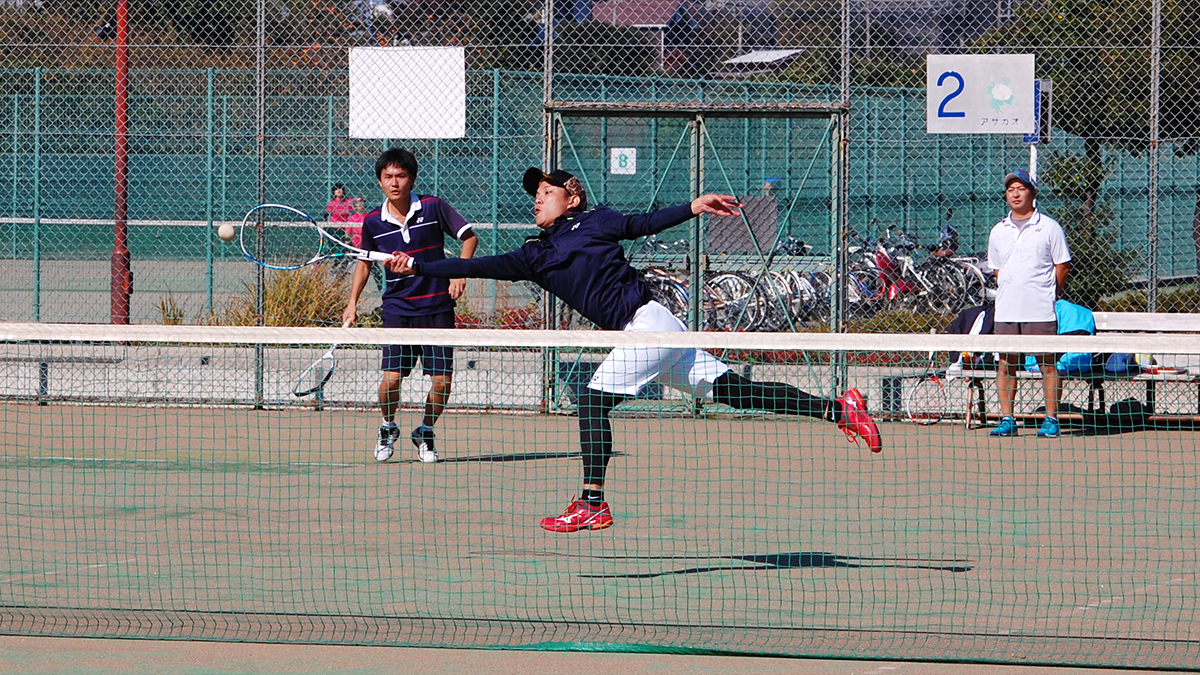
[994,320,1058,359]
[994,320,1057,336]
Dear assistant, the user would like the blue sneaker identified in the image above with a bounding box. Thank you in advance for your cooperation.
[989,416,1018,437]
[1037,417,1061,438]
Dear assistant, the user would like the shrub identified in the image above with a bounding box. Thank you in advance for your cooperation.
[1097,285,1199,313]
[207,265,351,326]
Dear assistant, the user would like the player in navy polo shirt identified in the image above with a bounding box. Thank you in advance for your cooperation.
[390,167,882,533]
[343,147,478,464]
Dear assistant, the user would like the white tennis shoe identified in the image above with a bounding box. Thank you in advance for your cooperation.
[412,425,439,463]
[374,424,399,462]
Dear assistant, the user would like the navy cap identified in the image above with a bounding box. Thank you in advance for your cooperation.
[1003,169,1038,195]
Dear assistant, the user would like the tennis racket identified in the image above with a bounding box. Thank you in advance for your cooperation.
[240,203,392,270]
[292,319,351,397]
[905,351,948,425]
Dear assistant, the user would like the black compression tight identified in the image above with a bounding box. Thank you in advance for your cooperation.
[578,388,628,486]
[711,371,840,420]
[576,371,840,487]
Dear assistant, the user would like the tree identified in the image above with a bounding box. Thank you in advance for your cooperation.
[976,0,1200,292]
[1161,1,1200,293]
[552,21,657,78]
[1040,153,1138,309]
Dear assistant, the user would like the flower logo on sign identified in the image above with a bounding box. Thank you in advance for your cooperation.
[988,79,1014,113]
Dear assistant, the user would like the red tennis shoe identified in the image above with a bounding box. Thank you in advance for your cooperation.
[539,498,614,533]
[838,388,882,453]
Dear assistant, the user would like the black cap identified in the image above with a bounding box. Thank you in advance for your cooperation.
[522,167,588,211]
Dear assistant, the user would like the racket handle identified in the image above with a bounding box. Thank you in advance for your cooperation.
[363,251,393,263]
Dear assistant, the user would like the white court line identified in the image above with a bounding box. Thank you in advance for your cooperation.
[1,558,138,585]
[858,665,904,674]
[1067,576,1191,615]
[7,455,358,468]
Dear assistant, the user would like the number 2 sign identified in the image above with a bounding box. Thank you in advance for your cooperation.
[926,54,1035,135]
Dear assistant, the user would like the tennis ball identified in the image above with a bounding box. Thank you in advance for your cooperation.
[217,224,236,242]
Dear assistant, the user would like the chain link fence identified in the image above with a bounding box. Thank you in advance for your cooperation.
[1,0,1197,327]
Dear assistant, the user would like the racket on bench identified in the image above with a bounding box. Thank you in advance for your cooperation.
[239,203,393,270]
[905,350,948,425]
[293,318,352,397]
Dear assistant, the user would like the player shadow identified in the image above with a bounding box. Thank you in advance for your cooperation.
[438,451,626,464]
[579,552,972,579]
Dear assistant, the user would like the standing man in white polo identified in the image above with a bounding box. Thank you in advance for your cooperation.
[986,169,1072,438]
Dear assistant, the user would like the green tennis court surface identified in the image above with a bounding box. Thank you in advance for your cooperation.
[2,327,1197,669]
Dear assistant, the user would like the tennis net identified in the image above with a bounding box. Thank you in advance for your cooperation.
[1,323,1198,668]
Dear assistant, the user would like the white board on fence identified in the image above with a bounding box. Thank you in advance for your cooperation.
[610,148,637,175]
[926,54,1035,134]
[349,47,465,139]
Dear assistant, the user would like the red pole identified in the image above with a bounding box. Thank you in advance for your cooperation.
[111,0,131,324]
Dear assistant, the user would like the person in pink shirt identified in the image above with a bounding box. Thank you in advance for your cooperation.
[345,195,366,247]
[325,184,353,223]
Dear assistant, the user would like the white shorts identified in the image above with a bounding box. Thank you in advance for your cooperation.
[587,301,730,398]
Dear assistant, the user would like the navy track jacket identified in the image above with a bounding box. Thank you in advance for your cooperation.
[414,203,696,331]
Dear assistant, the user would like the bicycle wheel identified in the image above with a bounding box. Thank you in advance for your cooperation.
[917,261,966,315]
[957,260,988,309]
[705,272,761,331]
[780,269,817,323]
[643,270,690,323]
[845,262,887,319]
[750,271,792,332]
[805,270,831,322]
[905,376,947,425]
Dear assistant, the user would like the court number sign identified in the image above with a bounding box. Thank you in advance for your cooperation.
[610,148,637,175]
[926,55,1035,134]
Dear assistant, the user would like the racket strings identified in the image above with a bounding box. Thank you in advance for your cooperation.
[294,352,336,397]
[242,205,331,269]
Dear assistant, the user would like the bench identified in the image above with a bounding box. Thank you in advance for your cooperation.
[962,311,1200,422]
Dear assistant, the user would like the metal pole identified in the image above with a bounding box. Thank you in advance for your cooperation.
[650,81,659,208]
[832,112,846,336]
[111,0,131,324]
[433,138,441,194]
[689,114,703,331]
[759,117,767,209]
[743,88,751,197]
[866,95,875,227]
[7,94,14,260]
[900,89,909,232]
[489,69,499,308]
[541,2,556,412]
[828,111,848,395]
[600,80,608,205]
[220,95,228,222]
[254,0,267,406]
[542,0,553,113]
[1147,0,1161,311]
[837,111,850,391]
[936,127,942,233]
[9,94,16,223]
[841,0,850,108]
[205,68,215,317]
[32,68,41,322]
[326,95,334,201]
[491,68,499,243]
[838,0,850,336]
